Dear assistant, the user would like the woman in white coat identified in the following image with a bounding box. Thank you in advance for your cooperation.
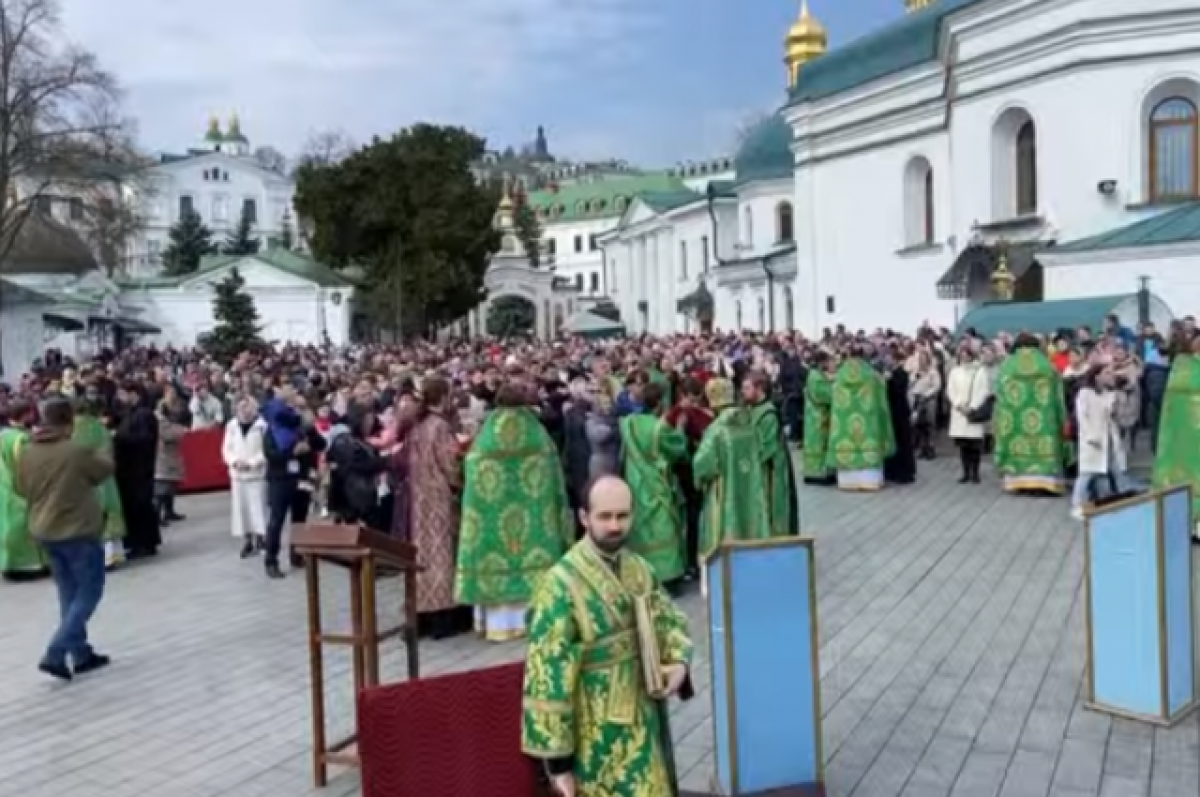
[1071,367,1134,520]
[222,396,269,557]
[946,346,993,484]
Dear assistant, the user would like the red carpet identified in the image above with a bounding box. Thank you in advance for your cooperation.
[358,662,540,797]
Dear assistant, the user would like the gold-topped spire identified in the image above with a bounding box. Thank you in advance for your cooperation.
[205,114,222,141]
[906,0,935,12]
[784,0,827,89]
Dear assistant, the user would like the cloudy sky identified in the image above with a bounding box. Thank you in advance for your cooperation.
[58,0,904,167]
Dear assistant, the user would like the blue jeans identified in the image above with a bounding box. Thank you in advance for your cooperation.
[41,538,106,667]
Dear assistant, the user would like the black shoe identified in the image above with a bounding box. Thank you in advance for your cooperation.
[38,660,72,681]
[289,554,305,569]
[167,513,186,522]
[265,563,286,580]
[958,474,970,484]
[240,540,255,559]
[74,653,110,676]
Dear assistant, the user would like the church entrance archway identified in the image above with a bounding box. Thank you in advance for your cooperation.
[487,295,537,338]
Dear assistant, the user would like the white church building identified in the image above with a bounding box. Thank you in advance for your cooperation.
[489,0,1200,338]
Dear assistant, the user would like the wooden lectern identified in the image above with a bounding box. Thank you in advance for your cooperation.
[292,522,422,788]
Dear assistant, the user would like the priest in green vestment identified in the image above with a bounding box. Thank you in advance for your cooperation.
[72,401,127,569]
[0,401,45,580]
[618,382,689,583]
[802,354,836,485]
[992,337,1067,496]
[522,475,693,797]
[455,384,573,642]
[743,370,799,536]
[826,353,895,491]
[1151,343,1200,541]
[693,378,771,560]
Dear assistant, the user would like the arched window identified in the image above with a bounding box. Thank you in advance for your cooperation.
[757,297,766,331]
[1015,121,1038,215]
[775,202,795,243]
[743,206,754,248]
[784,286,795,331]
[903,157,935,246]
[1149,97,1199,201]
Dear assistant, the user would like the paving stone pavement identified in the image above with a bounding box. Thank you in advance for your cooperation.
[0,455,1197,797]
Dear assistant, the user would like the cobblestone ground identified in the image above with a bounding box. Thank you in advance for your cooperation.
[0,455,1196,797]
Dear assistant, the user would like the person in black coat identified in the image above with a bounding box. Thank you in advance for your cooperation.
[109,383,161,560]
[883,365,917,485]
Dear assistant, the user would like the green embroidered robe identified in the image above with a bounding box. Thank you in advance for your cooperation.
[826,358,895,472]
[72,414,126,545]
[992,348,1067,482]
[456,406,573,607]
[0,427,43,575]
[749,401,798,536]
[646,368,673,408]
[522,537,693,797]
[1152,354,1200,519]
[618,414,689,582]
[693,407,771,558]
[802,370,833,479]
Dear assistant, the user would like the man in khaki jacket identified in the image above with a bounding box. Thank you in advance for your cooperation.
[15,396,115,681]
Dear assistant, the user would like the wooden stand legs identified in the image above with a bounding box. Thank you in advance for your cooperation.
[306,559,386,788]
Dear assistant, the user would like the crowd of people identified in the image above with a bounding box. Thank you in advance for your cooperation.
[3,311,1200,687]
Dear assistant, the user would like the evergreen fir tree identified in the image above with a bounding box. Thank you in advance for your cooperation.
[223,207,260,255]
[161,211,216,276]
[206,267,263,362]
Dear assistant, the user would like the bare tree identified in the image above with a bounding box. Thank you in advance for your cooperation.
[253,145,287,174]
[731,110,775,148]
[0,0,140,265]
[294,128,355,170]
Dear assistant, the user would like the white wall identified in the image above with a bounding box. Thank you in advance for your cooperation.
[1043,245,1200,318]
[786,0,1200,336]
[0,303,46,381]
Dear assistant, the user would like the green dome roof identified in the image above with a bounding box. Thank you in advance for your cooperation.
[733,110,793,186]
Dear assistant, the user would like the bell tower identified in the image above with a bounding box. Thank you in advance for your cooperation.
[906,0,935,12]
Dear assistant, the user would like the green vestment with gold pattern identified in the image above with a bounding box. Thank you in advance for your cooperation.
[826,358,895,472]
[618,413,689,582]
[522,537,693,797]
[1152,354,1200,524]
[992,348,1067,491]
[0,427,44,575]
[455,406,573,607]
[750,401,799,537]
[802,370,833,479]
[693,407,771,558]
[72,415,126,546]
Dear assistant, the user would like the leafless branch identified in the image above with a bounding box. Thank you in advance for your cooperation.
[294,128,355,170]
[0,0,138,266]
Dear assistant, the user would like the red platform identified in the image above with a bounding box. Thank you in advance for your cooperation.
[178,427,230,494]
[357,662,539,797]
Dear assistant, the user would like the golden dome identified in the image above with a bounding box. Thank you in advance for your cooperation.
[784,0,827,87]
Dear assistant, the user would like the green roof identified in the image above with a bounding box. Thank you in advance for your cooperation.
[1054,202,1200,253]
[733,111,792,186]
[955,295,1138,338]
[789,0,984,104]
[118,249,354,290]
[640,189,703,213]
[527,173,689,222]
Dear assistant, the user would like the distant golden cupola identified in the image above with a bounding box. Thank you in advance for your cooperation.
[784,0,827,88]
[906,0,935,12]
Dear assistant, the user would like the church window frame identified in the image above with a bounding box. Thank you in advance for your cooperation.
[743,205,754,249]
[775,201,795,243]
[1148,96,1199,202]
[903,156,935,246]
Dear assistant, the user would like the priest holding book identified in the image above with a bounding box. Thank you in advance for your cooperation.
[521,476,694,797]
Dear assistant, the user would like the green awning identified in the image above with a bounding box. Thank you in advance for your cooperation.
[563,310,623,335]
[954,293,1169,339]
